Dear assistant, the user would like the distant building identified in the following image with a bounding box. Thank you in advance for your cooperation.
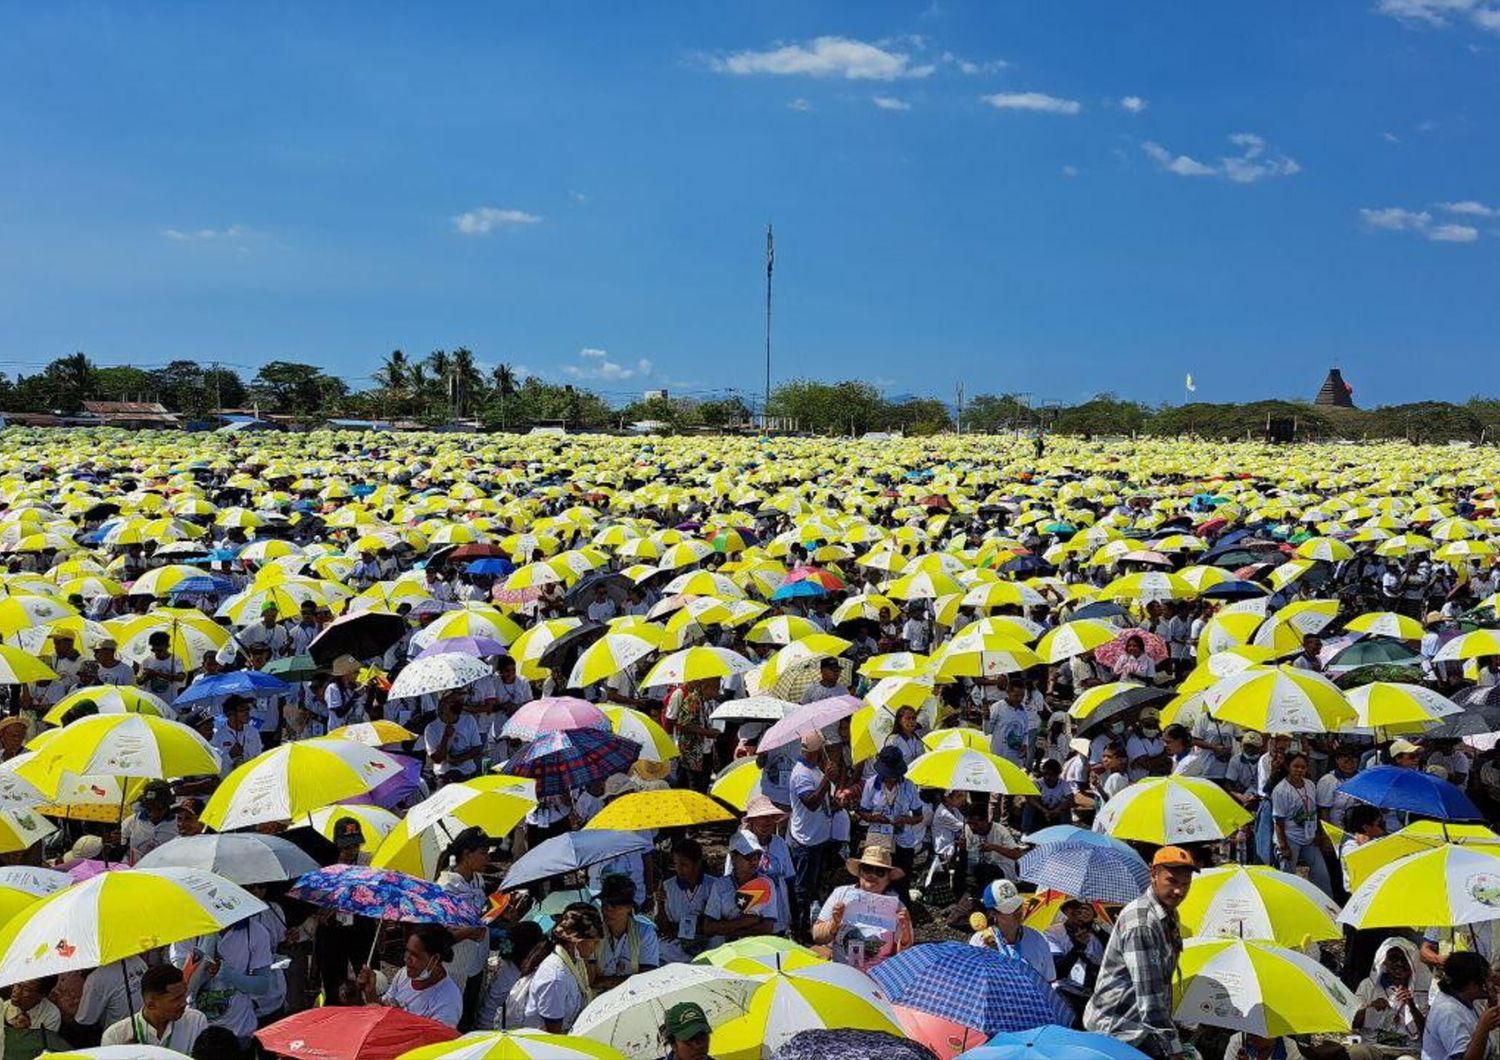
[644,389,669,401]
[1314,368,1355,408]
[82,401,180,428]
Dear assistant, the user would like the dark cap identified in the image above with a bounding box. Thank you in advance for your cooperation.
[663,1001,711,1041]
[597,873,637,908]
[332,816,364,849]
[141,780,174,804]
[873,745,908,782]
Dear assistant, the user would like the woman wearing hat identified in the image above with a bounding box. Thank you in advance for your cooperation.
[593,872,660,990]
[810,844,913,956]
[856,746,922,902]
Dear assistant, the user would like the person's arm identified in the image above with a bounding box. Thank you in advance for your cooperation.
[1464,1005,1500,1060]
[811,901,844,945]
[1419,938,1446,969]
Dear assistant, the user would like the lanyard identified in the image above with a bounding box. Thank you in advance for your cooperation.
[133,1013,175,1048]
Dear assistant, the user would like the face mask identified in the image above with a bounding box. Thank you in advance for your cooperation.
[1141,726,1160,737]
[1109,722,1125,736]
[412,957,437,983]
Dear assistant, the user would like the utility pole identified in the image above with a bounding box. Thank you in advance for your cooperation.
[212,361,223,414]
[955,381,965,435]
[764,223,774,431]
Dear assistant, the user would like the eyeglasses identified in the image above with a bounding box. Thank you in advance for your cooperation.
[859,864,890,877]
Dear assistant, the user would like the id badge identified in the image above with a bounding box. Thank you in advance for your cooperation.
[869,822,894,837]
[678,914,698,941]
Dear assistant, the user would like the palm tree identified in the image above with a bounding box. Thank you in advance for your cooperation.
[374,349,409,392]
[492,363,519,399]
[450,347,484,419]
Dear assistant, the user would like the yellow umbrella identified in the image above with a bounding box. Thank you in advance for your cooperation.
[584,789,734,831]
[1178,865,1342,945]
[709,758,763,812]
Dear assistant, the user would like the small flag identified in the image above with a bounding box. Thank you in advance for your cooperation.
[1185,374,1196,393]
[483,890,512,923]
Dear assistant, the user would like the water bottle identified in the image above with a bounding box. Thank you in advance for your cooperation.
[807,900,821,928]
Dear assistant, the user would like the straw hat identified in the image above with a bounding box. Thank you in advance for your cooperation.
[845,843,905,881]
[743,794,787,821]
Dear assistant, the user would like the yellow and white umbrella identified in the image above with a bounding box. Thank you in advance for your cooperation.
[0,866,69,929]
[746,615,822,646]
[1035,619,1118,663]
[905,747,1039,796]
[1175,938,1356,1037]
[640,647,755,689]
[306,804,400,853]
[1098,571,1196,603]
[1096,776,1252,844]
[1178,865,1342,945]
[1275,598,1339,635]
[1435,628,1500,663]
[202,738,403,831]
[42,685,173,725]
[568,633,662,688]
[399,1030,626,1059]
[0,646,57,685]
[0,867,265,984]
[1339,844,1500,929]
[16,715,216,797]
[1345,610,1424,640]
[1200,666,1354,734]
[371,776,537,877]
[1342,682,1461,735]
[932,631,1040,679]
[1293,537,1354,563]
[1342,821,1500,889]
[709,961,905,1059]
[327,720,417,746]
[600,705,677,763]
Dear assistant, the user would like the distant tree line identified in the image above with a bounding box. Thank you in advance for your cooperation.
[4,354,1500,441]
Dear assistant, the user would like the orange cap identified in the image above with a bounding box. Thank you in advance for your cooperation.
[1151,846,1197,871]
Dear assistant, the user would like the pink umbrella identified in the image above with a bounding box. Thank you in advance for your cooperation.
[1093,628,1169,668]
[756,694,862,753]
[501,696,609,741]
[892,1004,989,1060]
[65,859,123,883]
[491,586,542,606]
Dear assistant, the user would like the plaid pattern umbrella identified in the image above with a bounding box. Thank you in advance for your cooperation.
[869,942,1072,1036]
[1018,840,1151,904]
[502,726,640,797]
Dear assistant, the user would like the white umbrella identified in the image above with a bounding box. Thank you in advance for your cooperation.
[711,696,795,722]
[573,962,759,1059]
[135,833,320,885]
[387,653,493,700]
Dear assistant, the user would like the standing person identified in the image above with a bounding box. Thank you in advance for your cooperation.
[1272,752,1333,896]
[424,693,483,785]
[787,732,835,938]
[1083,846,1197,1060]
[986,681,1031,769]
[436,828,493,1029]
[666,678,717,792]
[855,747,923,900]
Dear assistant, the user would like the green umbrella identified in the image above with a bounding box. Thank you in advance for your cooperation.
[264,654,321,682]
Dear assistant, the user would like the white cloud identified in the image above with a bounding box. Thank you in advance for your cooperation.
[1360,205,1482,242]
[872,95,912,111]
[1142,133,1299,182]
[569,191,588,203]
[1376,0,1500,32]
[1060,164,1080,178]
[1141,141,1216,177]
[940,51,1007,75]
[980,92,1082,114]
[562,348,653,382]
[452,207,542,235]
[712,36,932,80]
[1383,131,1401,143]
[787,98,813,112]
[1441,199,1497,217]
[1120,95,1148,113]
[163,224,253,241]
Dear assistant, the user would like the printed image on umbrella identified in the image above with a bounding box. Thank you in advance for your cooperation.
[1175,938,1356,1038]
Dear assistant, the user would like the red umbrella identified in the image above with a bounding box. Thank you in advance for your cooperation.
[893,1004,989,1059]
[255,1007,458,1059]
[448,542,506,560]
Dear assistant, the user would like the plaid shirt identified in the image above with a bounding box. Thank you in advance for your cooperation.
[1082,890,1183,1058]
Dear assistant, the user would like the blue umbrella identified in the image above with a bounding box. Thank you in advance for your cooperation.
[501,727,641,797]
[174,670,292,708]
[465,558,514,576]
[499,830,654,890]
[169,575,238,596]
[958,1026,1149,1060]
[1019,839,1150,904]
[1202,579,1269,600]
[771,580,828,601]
[1339,764,1482,821]
[870,942,1072,1037]
[1021,824,1137,854]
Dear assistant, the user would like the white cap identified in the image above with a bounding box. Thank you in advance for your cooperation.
[729,832,764,858]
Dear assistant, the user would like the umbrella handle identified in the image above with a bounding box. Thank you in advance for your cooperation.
[365,918,385,971]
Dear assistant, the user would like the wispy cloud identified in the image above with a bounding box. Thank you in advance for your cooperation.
[1383,131,1401,143]
[939,51,1007,75]
[787,98,813,112]
[1119,95,1149,113]
[452,207,542,235]
[872,95,912,111]
[1440,199,1497,217]
[1060,164,1080,178]
[1141,133,1300,182]
[710,36,934,80]
[562,348,653,382]
[1376,0,1500,33]
[1359,205,1480,242]
[980,92,1081,114]
[163,224,254,242]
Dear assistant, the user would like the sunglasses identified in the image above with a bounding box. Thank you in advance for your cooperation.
[859,864,891,877]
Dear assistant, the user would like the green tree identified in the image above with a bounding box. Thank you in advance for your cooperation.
[698,396,751,428]
[964,393,1033,433]
[449,347,486,419]
[149,360,245,418]
[92,365,156,402]
[769,379,887,435]
[250,361,347,418]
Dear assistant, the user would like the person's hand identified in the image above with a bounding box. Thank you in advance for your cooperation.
[205,958,222,978]
[1392,986,1413,1009]
[829,902,845,927]
[356,965,374,994]
[1367,996,1390,1012]
[896,906,911,934]
[1478,1005,1500,1038]
[9,1010,29,1030]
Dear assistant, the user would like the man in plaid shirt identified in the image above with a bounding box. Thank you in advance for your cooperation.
[1082,846,1197,1059]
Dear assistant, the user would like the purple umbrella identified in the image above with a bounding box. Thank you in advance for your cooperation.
[416,636,510,659]
[344,754,425,811]
[757,694,863,753]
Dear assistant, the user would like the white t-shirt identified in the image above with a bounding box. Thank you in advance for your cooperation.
[987,702,1030,766]
[101,1007,209,1051]
[522,951,588,1030]
[423,715,483,778]
[1272,778,1320,847]
[438,871,490,982]
[1316,771,1359,828]
[789,760,832,846]
[385,967,464,1028]
[76,955,148,1029]
[1421,989,1479,1060]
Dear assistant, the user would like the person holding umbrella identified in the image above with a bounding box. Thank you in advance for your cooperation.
[356,924,463,1028]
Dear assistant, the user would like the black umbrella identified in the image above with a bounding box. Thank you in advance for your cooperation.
[1203,580,1269,600]
[1071,601,1128,622]
[535,620,605,670]
[564,571,631,612]
[771,1031,937,1060]
[1456,685,1500,709]
[1075,684,1176,734]
[308,610,408,666]
[1421,701,1500,739]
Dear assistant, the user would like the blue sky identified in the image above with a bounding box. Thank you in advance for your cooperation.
[2,2,1498,408]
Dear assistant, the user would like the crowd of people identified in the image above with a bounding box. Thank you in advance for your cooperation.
[0,430,1496,1060]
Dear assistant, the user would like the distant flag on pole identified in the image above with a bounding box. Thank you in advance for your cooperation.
[1185,373,1196,393]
